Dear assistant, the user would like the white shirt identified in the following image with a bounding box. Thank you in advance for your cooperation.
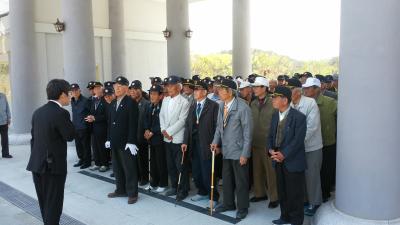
[167,94,178,118]
[196,98,206,119]
[49,100,62,108]
[279,106,290,121]
[224,97,235,112]
[116,95,125,111]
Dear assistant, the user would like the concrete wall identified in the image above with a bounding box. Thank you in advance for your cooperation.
[27,0,166,89]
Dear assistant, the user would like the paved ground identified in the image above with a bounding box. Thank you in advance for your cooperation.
[0,145,314,225]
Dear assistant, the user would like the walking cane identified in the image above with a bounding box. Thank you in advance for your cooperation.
[175,150,186,207]
[147,142,151,192]
[210,149,216,216]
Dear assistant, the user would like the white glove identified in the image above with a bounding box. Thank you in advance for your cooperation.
[125,143,138,156]
[105,141,111,149]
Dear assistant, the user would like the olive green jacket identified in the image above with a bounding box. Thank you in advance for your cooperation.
[316,94,337,146]
[250,97,276,149]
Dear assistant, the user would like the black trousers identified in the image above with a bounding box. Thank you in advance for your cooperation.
[150,143,168,188]
[0,124,9,156]
[112,148,138,197]
[191,136,219,201]
[74,129,91,165]
[276,163,305,225]
[222,159,249,210]
[92,132,109,167]
[137,142,149,183]
[165,142,189,194]
[32,172,66,225]
[321,144,336,200]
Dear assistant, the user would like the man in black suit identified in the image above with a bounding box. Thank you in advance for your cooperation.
[182,80,220,205]
[105,76,140,204]
[267,86,307,225]
[27,79,75,225]
[85,82,110,172]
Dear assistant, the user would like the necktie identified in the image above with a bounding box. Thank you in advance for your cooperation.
[223,104,228,128]
[196,103,202,124]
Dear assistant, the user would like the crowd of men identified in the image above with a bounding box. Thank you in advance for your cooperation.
[37,71,338,225]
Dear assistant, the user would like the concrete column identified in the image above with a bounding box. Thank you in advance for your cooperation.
[232,0,251,77]
[109,0,126,79]
[314,0,400,224]
[9,0,41,133]
[61,0,96,87]
[166,0,191,78]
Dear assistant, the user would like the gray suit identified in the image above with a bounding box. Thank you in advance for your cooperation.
[0,93,11,126]
[212,97,253,211]
[212,97,253,160]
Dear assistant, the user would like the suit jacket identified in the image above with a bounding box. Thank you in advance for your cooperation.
[212,97,253,160]
[137,97,150,145]
[27,101,75,175]
[183,98,219,160]
[159,94,189,144]
[90,97,108,136]
[143,101,163,146]
[107,95,139,150]
[267,107,307,173]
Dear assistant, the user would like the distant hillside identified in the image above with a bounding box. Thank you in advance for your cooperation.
[192,49,339,78]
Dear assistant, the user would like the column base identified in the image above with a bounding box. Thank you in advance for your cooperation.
[313,201,400,225]
[9,133,31,145]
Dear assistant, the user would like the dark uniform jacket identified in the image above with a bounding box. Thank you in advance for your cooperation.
[143,101,163,146]
[71,95,90,130]
[27,101,75,175]
[267,107,307,172]
[183,98,219,160]
[90,97,108,136]
[107,95,139,150]
[137,97,150,145]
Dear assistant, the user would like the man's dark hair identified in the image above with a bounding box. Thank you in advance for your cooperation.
[46,79,71,100]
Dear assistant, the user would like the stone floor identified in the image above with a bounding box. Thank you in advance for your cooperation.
[0,145,314,225]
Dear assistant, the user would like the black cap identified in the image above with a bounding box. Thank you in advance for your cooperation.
[148,84,163,93]
[272,86,292,102]
[104,81,115,88]
[247,73,259,83]
[166,76,182,85]
[325,75,333,83]
[286,78,302,88]
[150,77,163,84]
[301,72,313,78]
[206,79,214,87]
[315,75,327,83]
[216,78,237,90]
[86,81,95,89]
[225,75,234,80]
[162,77,169,85]
[129,80,142,89]
[213,75,224,84]
[204,77,211,82]
[93,81,103,87]
[193,80,208,90]
[114,76,129,86]
[277,75,285,81]
[192,75,201,81]
[182,78,194,86]
[235,75,243,80]
[293,73,301,79]
[70,83,80,90]
[104,87,114,96]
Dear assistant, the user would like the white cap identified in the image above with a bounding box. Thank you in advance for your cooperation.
[252,77,269,87]
[302,78,321,88]
[239,80,251,89]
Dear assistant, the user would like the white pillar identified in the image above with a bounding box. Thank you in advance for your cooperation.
[61,0,96,87]
[314,0,400,224]
[109,0,126,79]
[232,0,251,77]
[166,0,191,78]
[9,0,41,133]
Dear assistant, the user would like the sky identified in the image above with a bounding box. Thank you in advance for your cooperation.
[189,0,341,60]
